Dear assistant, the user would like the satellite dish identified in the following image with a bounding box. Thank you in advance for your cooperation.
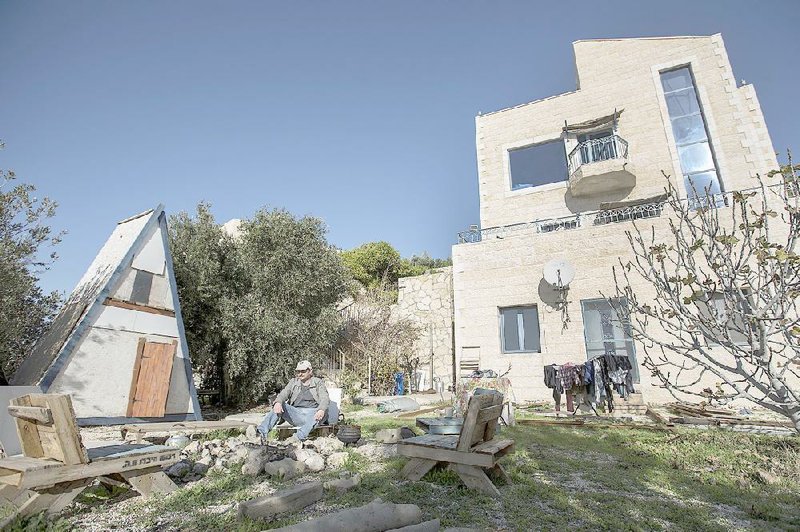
[543,259,575,289]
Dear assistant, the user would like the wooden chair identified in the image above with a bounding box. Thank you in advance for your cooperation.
[397,392,514,497]
[0,394,181,527]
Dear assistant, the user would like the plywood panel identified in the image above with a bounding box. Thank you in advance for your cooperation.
[131,228,166,275]
[129,341,175,418]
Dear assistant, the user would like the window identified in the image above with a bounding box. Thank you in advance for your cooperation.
[697,292,751,347]
[499,306,541,353]
[660,67,723,208]
[508,141,568,190]
[581,298,638,381]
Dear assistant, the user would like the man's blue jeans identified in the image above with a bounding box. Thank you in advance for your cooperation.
[257,402,320,441]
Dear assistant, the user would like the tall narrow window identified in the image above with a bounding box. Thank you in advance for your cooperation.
[660,67,723,208]
[499,306,541,353]
[581,298,638,381]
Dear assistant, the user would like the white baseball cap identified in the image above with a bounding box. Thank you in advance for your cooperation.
[295,360,313,371]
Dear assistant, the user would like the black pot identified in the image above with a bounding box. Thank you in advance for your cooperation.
[337,424,361,444]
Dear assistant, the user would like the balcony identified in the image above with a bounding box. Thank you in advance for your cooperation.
[567,135,636,197]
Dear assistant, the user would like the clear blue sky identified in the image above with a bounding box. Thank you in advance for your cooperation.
[1,1,797,295]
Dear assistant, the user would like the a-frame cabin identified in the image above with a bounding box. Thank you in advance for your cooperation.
[11,206,202,425]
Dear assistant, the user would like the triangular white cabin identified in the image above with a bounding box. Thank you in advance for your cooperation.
[11,206,202,425]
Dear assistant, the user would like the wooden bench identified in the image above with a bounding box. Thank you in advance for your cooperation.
[397,392,514,497]
[0,394,181,527]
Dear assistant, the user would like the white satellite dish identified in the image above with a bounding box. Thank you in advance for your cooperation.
[543,259,575,289]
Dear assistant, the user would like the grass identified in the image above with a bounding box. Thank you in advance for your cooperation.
[15,415,799,531]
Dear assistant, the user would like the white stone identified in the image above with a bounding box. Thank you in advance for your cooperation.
[294,448,325,472]
[326,452,349,469]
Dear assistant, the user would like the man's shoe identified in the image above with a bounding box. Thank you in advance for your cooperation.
[259,431,267,446]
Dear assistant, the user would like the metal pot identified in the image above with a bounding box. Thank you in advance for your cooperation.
[164,434,191,448]
[337,424,361,444]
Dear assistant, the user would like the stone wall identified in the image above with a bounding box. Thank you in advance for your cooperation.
[393,267,454,390]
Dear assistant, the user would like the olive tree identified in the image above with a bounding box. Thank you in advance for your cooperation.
[614,165,800,431]
[0,143,62,381]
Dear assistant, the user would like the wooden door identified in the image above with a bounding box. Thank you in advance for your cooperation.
[127,339,176,417]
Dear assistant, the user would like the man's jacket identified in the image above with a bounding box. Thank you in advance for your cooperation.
[274,376,330,415]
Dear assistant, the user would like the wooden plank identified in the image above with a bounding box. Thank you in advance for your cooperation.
[104,297,175,317]
[399,458,438,481]
[7,406,52,424]
[10,395,44,459]
[126,338,147,417]
[39,395,88,465]
[120,420,251,441]
[478,394,504,446]
[451,464,501,498]
[489,463,511,485]
[400,434,458,449]
[645,408,674,426]
[456,395,493,452]
[516,419,585,427]
[130,340,175,418]
[476,405,503,425]
[16,447,181,490]
[397,406,443,419]
[119,467,177,496]
[0,457,65,475]
[397,442,494,468]
[472,439,514,457]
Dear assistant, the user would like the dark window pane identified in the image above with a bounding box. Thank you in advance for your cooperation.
[522,307,540,351]
[509,141,567,190]
[661,68,693,92]
[665,88,700,117]
[671,114,707,145]
[678,142,714,173]
[501,309,520,352]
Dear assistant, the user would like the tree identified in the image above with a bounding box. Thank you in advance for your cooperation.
[221,208,349,404]
[168,203,236,399]
[0,142,62,380]
[341,241,401,289]
[170,204,350,406]
[341,242,452,293]
[336,283,419,397]
[614,167,800,432]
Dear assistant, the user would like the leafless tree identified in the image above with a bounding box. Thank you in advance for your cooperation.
[337,283,419,396]
[614,164,800,432]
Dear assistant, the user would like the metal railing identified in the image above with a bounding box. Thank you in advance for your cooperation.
[457,200,664,244]
[568,135,629,174]
[456,181,798,245]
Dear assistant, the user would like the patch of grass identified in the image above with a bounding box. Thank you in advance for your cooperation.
[55,411,800,530]
[199,428,245,441]
[3,512,72,532]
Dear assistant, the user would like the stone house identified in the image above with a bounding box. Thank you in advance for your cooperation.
[404,34,781,406]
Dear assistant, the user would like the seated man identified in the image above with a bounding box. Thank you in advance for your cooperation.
[257,360,330,443]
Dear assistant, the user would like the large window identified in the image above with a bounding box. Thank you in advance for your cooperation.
[581,298,638,381]
[508,141,568,190]
[499,306,541,353]
[660,67,723,208]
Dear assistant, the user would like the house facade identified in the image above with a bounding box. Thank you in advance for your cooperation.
[451,35,780,404]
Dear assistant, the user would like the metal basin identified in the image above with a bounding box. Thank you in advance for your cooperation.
[427,417,463,435]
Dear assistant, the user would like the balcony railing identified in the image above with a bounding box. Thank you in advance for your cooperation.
[568,135,629,175]
[457,200,664,244]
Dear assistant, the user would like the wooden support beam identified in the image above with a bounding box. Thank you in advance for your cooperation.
[7,406,52,424]
[103,297,175,317]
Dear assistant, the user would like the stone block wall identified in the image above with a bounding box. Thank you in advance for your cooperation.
[393,267,454,390]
